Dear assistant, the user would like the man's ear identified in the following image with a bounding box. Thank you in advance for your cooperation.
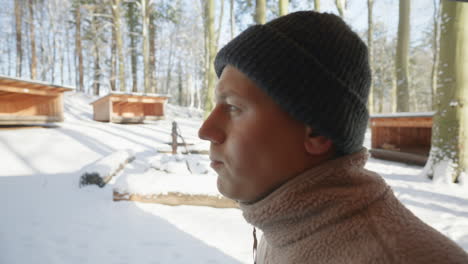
[304,126,333,155]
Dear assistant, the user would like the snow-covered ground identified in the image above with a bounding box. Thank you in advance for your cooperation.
[0,92,467,264]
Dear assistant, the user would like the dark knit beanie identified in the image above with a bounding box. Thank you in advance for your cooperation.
[214,11,371,155]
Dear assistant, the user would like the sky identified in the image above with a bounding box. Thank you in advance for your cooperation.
[218,0,436,47]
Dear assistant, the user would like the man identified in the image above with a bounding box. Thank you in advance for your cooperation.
[198,11,468,264]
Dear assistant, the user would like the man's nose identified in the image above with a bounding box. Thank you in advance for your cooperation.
[198,108,226,144]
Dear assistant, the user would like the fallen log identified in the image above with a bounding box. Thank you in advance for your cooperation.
[113,191,239,209]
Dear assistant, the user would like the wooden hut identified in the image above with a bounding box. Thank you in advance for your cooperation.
[0,75,73,125]
[90,93,169,123]
[369,112,434,166]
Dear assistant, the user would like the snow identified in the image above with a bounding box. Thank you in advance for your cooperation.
[449,100,459,107]
[432,159,458,184]
[80,149,135,185]
[149,153,210,175]
[365,158,468,246]
[114,165,220,197]
[0,91,467,264]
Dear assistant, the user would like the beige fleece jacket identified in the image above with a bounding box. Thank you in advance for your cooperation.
[240,149,468,264]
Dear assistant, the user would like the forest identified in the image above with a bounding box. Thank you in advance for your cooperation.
[0,0,445,110]
[0,0,467,181]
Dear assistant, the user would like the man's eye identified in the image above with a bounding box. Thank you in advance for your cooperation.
[226,104,240,113]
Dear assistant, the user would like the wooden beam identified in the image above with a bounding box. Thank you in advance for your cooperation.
[370,148,428,166]
[0,77,74,92]
[370,117,432,128]
[0,80,16,86]
[113,191,239,208]
[0,92,32,100]
[0,81,40,89]
[110,96,164,103]
[111,116,145,124]
[0,85,60,96]
[0,115,62,125]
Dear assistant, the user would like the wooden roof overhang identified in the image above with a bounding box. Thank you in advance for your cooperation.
[90,93,170,105]
[369,112,435,128]
[0,75,74,97]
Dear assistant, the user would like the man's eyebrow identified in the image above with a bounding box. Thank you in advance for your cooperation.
[215,86,242,102]
[215,93,233,103]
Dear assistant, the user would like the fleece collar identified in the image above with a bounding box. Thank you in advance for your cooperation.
[239,149,390,248]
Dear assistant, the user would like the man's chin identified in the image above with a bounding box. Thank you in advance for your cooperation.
[216,175,228,196]
[216,175,238,201]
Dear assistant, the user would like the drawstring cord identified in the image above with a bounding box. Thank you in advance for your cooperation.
[253,227,258,264]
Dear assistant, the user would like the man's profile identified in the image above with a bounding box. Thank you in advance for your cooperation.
[199,10,468,264]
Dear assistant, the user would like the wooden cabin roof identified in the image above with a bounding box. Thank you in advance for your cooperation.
[90,92,170,105]
[370,112,435,119]
[0,75,74,96]
[370,112,434,128]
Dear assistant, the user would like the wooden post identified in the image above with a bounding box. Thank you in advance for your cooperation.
[172,121,178,154]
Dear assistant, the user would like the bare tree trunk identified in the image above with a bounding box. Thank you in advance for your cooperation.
[279,0,288,16]
[112,0,125,92]
[75,4,84,92]
[391,74,397,112]
[67,25,73,85]
[41,3,55,83]
[166,34,174,94]
[178,61,183,105]
[127,1,138,92]
[255,0,266,24]
[110,24,116,91]
[202,0,209,104]
[29,0,37,79]
[59,25,64,84]
[51,34,56,83]
[7,34,12,76]
[54,0,65,85]
[314,0,320,12]
[367,0,374,114]
[335,0,346,18]
[423,1,468,182]
[230,0,234,39]
[15,0,23,77]
[196,77,201,110]
[430,0,442,110]
[91,9,101,96]
[216,0,225,47]
[188,73,194,108]
[395,0,410,112]
[149,13,157,93]
[94,50,101,96]
[142,0,151,93]
[38,8,46,81]
[204,0,216,115]
[378,79,384,113]
[47,1,58,84]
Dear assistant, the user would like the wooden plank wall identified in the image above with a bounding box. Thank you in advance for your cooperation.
[0,92,62,117]
[112,102,145,117]
[371,116,432,156]
[92,98,110,121]
[143,102,163,116]
[92,96,166,123]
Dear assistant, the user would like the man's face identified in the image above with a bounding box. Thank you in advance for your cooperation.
[198,65,314,203]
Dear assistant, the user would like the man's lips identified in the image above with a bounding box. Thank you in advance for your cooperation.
[209,157,224,169]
